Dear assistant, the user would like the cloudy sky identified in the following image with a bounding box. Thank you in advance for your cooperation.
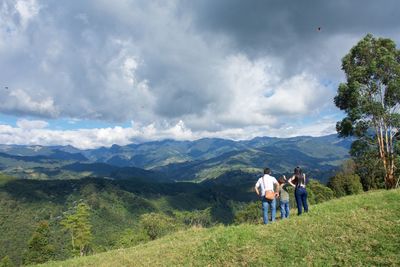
[1,0,399,148]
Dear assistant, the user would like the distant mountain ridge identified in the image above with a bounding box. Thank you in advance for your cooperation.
[0,134,352,183]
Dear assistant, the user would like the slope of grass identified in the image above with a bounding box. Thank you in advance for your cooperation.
[39,189,400,266]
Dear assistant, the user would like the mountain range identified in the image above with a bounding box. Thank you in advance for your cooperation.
[0,134,351,184]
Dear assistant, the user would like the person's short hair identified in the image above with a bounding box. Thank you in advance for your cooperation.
[264,168,271,174]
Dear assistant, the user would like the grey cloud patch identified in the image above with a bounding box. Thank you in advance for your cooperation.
[185,0,400,78]
[0,88,59,118]
[187,0,400,48]
[1,0,156,122]
[1,0,230,123]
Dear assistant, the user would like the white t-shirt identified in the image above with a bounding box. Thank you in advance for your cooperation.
[255,174,278,196]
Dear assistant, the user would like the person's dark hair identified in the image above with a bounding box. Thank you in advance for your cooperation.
[264,168,271,174]
[294,166,302,175]
[293,166,305,186]
[278,176,286,184]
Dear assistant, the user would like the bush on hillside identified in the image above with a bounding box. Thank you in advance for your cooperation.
[116,228,150,248]
[234,202,262,224]
[174,208,214,228]
[23,221,55,265]
[307,179,335,204]
[118,209,215,248]
[350,140,385,190]
[328,173,363,197]
[0,256,14,267]
[139,213,180,240]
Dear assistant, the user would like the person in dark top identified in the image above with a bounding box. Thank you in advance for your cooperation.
[278,175,290,219]
[288,166,308,215]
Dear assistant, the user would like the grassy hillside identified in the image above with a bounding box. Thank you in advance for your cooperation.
[38,189,400,266]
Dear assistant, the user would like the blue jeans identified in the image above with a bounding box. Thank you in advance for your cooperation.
[280,200,290,219]
[295,187,308,215]
[261,197,276,224]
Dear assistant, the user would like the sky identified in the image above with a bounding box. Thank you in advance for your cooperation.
[1,0,399,149]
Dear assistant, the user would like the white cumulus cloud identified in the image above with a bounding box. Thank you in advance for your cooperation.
[0,119,337,149]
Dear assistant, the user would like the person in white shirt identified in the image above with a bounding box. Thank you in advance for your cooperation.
[255,168,279,224]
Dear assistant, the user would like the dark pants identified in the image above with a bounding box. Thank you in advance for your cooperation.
[295,187,308,215]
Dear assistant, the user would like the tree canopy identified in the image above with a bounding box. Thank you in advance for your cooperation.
[61,202,92,256]
[335,34,400,189]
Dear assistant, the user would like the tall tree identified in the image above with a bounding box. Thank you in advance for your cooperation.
[23,221,54,264]
[0,256,14,267]
[61,202,92,256]
[335,34,400,189]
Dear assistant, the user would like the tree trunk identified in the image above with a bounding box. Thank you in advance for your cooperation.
[376,123,396,189]
[385,169,396,189]
[71,232,75,250]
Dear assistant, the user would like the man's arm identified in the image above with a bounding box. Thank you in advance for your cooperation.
[274,179,279,197]
[255,179,261,196]
[255,186,260,196]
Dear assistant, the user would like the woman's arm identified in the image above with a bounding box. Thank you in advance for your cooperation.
[288,175,296,187]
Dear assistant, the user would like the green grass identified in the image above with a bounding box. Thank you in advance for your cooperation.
[38,189,400,266]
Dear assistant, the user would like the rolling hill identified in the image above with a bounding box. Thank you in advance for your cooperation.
[37,189,400,267]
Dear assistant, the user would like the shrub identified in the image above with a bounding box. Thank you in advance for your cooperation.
[23,221,55,265]
[139,213,180,240]
[328,173,363,197]
[307,179,335,204]
[174,208,214,228]
[234,202,261,224]
[0,256,14,267]
[116,228,150,248]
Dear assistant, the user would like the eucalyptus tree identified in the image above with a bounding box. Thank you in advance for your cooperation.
[335,34,400,189]
[61,202,92,256]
